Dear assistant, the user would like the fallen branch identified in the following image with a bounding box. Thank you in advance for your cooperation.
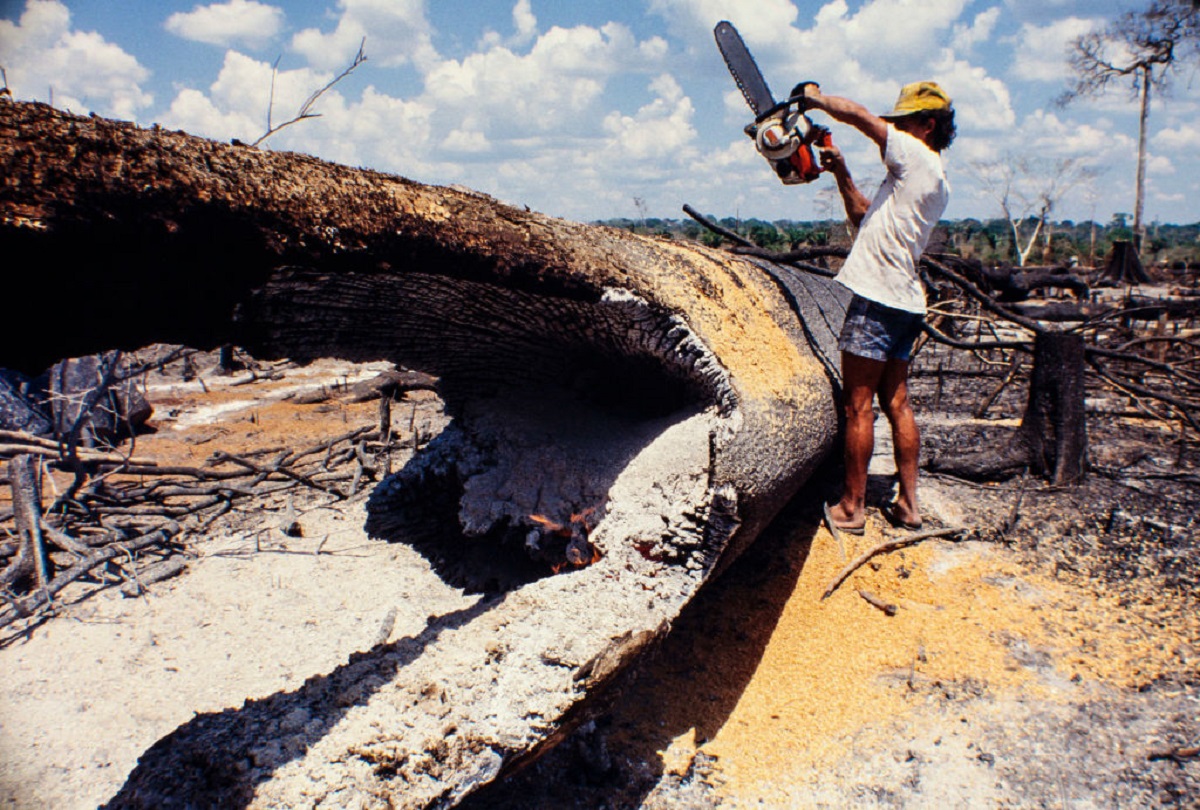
[682,204,755,248]
[0,442,157,466]
[251,38,367,148]
[209,450,345,498]
[822,503,850,562]
[120,559,188,598]
[0,523,177,631]
[857,589,898,616]
[822,526,965,599]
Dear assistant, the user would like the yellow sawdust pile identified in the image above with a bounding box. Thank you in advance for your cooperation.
[611,515,1197,803]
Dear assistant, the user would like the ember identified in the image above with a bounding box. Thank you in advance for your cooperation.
[528,509,603,572]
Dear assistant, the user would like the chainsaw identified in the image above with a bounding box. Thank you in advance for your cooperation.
[714,20,831,185]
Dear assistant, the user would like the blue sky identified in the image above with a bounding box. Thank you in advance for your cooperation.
[2,0,1198,225]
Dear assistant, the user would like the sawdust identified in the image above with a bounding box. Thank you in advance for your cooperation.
[685,525,1196,803]
[634,238,828,407]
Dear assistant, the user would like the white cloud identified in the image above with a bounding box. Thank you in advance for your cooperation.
[164,0,284,49]
[291,0,436,71]
[952,7,1000,52]
[1018,109,1132,160]
[1154,123,1200,151]
[160,86,257,142]
[601,74,697,161]
[423,22,665,140]
[0,0,151,117]
[512,0,537,46]
[444,128,490,154]
[1007,16,1095,83]
[839,0,970,67]
[1146,154,1173,176]
[928,53,1015,132]
[647,0,799,47]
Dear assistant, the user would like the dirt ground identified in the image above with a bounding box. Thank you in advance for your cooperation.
[1,349,1197,808]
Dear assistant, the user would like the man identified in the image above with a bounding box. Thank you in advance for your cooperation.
[802,81,956,534]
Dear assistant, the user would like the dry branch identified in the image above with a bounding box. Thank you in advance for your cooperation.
[1,416,410,634]
[1147,744,1200,763]
[682,204,755,247]
[822,526,965,599]
[857,589,899,615]
[0,524,177,630]
[251,39,367,148]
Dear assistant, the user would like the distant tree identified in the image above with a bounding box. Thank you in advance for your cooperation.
[1058,2,1200,254]
[632,197,649,232]
[969,155,1096,266]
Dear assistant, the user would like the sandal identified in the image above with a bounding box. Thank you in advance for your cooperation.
[824,503,865,536]
[881,502,922,531]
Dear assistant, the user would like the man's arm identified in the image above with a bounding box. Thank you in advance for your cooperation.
[802,86,888,154]
[819,144,870,228]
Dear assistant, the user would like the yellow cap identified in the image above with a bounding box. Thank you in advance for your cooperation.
[880,81,952,118]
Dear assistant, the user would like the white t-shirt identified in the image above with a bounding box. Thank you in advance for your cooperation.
[834,125,949,314]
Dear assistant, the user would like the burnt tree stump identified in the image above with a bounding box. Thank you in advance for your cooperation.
[928,331,1088,485]
[1019,332,1087,485]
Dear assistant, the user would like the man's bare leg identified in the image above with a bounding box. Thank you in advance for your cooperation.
[828,352,885,530]
[879,358,921,527]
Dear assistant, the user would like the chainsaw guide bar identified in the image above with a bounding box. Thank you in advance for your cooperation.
[714,20,831,186]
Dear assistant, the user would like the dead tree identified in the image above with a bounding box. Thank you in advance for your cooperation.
[1,101,847,808]
[1060,1,1200,251]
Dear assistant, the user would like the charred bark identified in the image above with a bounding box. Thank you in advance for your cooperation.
[1019,332,1088,484]
[1103,240,1151,286]
[1,102,847,808]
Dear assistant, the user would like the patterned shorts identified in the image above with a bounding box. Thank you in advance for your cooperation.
[838,294,925,362]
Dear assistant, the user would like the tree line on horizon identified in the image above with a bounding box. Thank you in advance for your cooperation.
[599,215,1200,271]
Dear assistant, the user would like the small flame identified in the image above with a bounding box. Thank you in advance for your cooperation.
[531,508,602,572]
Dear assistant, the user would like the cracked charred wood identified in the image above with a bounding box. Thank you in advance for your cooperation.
[2,101,847,808]
[1009,301,1105,322]
[1118,295,1200,322]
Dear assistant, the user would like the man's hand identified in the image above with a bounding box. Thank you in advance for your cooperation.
[818,143,846,175]
[800,82,825,111]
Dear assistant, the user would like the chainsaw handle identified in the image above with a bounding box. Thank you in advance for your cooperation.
[754,80,820,124]
[789,81,820,113]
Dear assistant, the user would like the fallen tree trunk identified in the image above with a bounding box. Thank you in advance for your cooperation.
[1,102,847,807]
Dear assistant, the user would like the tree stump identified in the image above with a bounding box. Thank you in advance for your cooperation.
[1019,331,1087,485]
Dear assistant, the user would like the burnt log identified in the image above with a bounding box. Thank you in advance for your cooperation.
[1119,295,1200,321]
[1009,301,1106,322]
[981,264,1089,302]
[36,353,153,445]
[0,370,51,435]
[1,102,847,807]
